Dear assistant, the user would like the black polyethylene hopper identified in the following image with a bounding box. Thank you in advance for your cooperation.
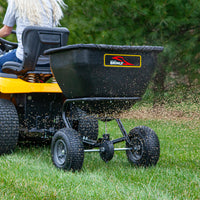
[45,44,163,114]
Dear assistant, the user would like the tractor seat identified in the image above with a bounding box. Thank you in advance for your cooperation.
[2,26,69,75]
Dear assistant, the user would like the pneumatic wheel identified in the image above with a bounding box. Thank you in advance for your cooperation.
[51,128,84,171]
[69,106,98,148]
[126,126,160,167]
[0,99,19,155]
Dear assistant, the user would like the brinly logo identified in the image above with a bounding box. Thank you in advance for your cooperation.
[104,54,141,68]
[111,56,135,66]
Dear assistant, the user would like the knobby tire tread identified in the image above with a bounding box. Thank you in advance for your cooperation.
[126,126,160,167]
[51,128,84,171]
[0,99,19,155]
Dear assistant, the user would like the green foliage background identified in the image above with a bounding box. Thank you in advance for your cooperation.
[0,0,200,93]
[62,0,200,86]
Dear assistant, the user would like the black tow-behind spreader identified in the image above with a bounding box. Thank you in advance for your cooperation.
[45,44,163,171]
[0,26,163,171]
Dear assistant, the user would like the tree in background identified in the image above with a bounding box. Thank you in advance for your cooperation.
[0,1,7,22]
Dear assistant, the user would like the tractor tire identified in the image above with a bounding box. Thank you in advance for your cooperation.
[126,126,160,167]
[69,107,98,148]
[51,128,84,171]
[0,99,19,155]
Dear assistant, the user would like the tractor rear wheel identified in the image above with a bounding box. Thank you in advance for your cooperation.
[0,99,19,155]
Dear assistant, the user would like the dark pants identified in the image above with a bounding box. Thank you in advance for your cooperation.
[0,49,22,72]
[0,49,50,72]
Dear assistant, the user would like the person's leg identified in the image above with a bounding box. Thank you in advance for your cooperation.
[0,49,22,72]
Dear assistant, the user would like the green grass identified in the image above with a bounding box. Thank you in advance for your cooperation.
[0,118,199,199]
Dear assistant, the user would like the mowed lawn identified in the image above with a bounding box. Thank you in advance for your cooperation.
[0,110,199,199]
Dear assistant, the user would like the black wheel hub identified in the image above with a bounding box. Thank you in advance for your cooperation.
[130,137,144,160]
[99,140,114,162]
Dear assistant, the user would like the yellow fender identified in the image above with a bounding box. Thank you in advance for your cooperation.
[0,77,62,94]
